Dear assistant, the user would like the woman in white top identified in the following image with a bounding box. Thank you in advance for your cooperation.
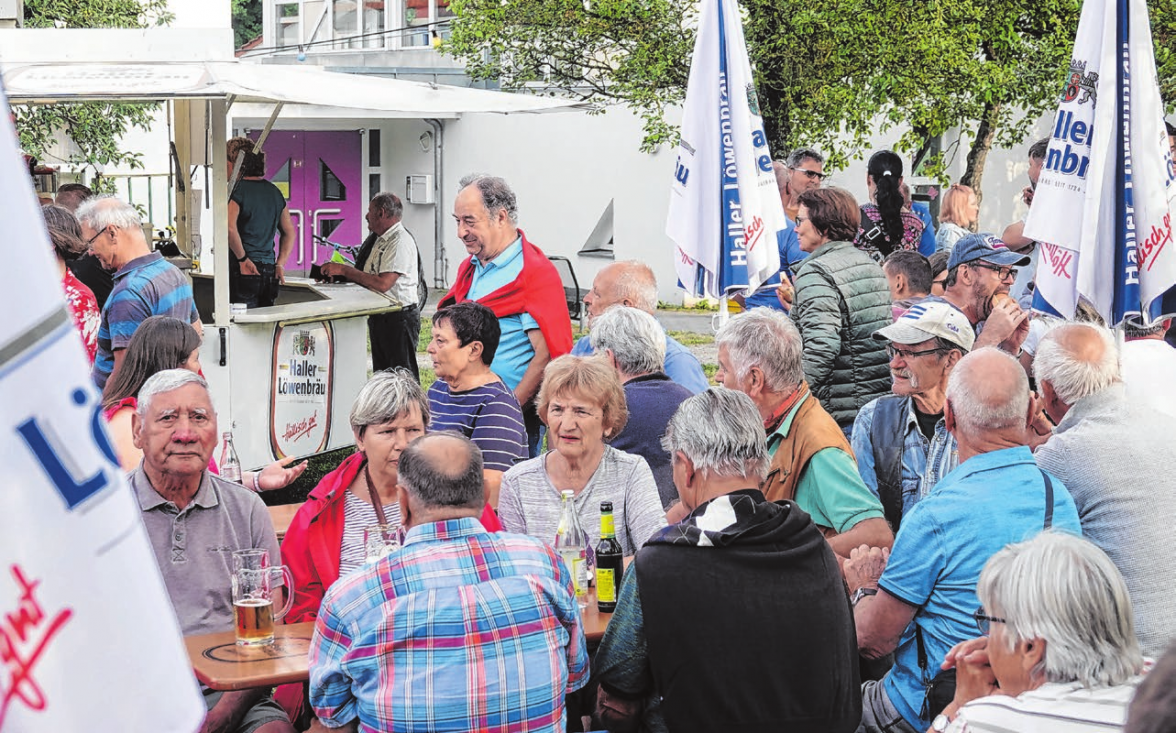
[499,355,666,556]
[935,184,980,254]
[933,532,1146,733]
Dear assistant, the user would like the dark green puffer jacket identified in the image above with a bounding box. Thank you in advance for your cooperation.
[790,240,892,430]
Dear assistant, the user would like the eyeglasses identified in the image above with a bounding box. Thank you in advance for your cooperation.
[974,607,1006,636]
[885,344,948,360]
[795,216,809,225]
[85,226,110,249]
[970,261,1018,282]
[789,167,827,181]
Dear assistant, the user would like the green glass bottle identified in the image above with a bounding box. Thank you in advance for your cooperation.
[595,501,624,613]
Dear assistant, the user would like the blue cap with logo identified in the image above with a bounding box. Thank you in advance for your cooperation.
[947,233,1032,271]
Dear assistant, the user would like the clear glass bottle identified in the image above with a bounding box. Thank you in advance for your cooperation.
[554,489,589,607]
[219,432,242,483]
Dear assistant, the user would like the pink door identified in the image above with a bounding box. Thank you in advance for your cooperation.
[251,130,364,276]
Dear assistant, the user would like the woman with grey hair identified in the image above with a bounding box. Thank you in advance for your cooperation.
[281,370,501,624]
[931,531,1146,732]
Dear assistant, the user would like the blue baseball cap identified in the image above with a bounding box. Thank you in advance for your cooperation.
[947,233,1031,270]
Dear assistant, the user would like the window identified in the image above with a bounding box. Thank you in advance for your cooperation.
[368,129,381,167]
[320,160,346,201]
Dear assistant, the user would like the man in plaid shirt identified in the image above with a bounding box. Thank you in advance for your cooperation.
[309,432,589,732]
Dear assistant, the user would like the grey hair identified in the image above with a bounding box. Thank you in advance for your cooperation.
[458,174,518,226]
[661,388,769,480]
[75,194,143,233]
[1034,323,1121,405]
[610,261,659,313]
[137,369,210,417]
[715,309,804,392]
[786,147,824,168]
[370,191,403,221]
[945,347,1029,433]
[397,432,485,510]
[978,531,1143,688]
[349,369,431,436]
[591,306,666,376]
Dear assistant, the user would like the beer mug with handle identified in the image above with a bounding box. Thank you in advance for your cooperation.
[231,549,294,646]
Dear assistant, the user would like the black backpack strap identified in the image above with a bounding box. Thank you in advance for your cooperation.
[870,395,909,532]
[1042,471,1054,529]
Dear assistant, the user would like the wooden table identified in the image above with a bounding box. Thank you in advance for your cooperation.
[186,622,315,691]
[582,588,614,644]
[268,503,303,541]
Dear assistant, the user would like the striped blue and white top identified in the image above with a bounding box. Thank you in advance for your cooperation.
[427,379,527,472]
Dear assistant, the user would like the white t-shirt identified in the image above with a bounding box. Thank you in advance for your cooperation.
[1121,339,1176,418]
[946,680,1141,733]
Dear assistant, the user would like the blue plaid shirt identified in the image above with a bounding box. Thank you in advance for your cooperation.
[851,396,959,519]
[309,517,589,732]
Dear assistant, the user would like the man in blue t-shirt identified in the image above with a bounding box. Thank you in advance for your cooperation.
[844,347,1080,733]
[574,261,708,394]
[226,137,295,308]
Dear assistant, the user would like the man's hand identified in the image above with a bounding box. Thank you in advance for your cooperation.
[1021,185,1035,207]
[258,456,310,491]
[596,685,643,733]
[240,258,260,277]
[977,297,1028,350]
[943,636,1000,707]
[319,262,352,280]
[1027,391,1054,450]
[844,544,889,593]
[276,263,286,284]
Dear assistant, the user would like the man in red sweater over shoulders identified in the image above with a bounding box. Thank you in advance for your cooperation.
[439,174,572,455]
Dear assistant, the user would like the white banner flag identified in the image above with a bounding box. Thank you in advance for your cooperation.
[0,89,205,730]
[1024,0,1176,325]
[667,0,784,300]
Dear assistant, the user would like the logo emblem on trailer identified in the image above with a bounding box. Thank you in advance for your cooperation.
[292,331,316,356]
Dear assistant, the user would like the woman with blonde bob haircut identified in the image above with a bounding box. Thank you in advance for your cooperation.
[932,531,1146,732]
[499,355,666,556]
[935,184,980,254]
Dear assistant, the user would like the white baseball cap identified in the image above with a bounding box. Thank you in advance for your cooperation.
[873,300,975,352]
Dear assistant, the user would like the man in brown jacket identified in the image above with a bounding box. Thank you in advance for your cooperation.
[715,309,893,558]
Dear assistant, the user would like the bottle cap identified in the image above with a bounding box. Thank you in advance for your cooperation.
[600,501,613,512]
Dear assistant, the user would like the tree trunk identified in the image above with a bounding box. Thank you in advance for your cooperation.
[960,102,1001,200]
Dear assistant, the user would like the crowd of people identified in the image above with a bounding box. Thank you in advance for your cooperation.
[41,143,1176,733]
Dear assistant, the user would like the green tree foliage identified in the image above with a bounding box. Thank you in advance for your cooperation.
[447,0,1176,197]
[445,0,696,151]
[231,0,263,48]
[16,0,173,187]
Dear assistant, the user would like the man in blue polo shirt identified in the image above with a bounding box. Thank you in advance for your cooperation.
[78,195,201,389]
[844,347,1080,733]
[439,175,573,456]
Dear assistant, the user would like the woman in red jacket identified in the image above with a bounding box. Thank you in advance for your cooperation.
[281,369,501,623]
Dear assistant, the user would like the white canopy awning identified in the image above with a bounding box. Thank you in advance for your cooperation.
[1,61,589,118]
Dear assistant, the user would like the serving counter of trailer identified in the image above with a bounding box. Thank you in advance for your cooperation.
[191,276,398,467]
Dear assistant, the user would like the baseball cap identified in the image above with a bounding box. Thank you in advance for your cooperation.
[873,300,975,352]
[947,233,1032,270]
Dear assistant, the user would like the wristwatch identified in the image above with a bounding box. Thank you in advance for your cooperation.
[850,586,878,606]
[931,713,953,731]
[236,252,248,262]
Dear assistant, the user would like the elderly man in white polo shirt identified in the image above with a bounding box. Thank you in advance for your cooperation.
[851,301,974,531]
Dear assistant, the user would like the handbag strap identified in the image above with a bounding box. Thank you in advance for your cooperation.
[1042,470,1054,530]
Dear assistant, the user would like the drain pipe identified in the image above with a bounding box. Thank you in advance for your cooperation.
[425,118,448,288]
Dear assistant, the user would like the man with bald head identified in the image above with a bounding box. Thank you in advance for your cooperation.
[1034,322,1176,657]
[845,347,1080,733]
[574,260,708,393]
[309,432,589,732]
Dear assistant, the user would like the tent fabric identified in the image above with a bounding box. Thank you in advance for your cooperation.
[1,61,589,116]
